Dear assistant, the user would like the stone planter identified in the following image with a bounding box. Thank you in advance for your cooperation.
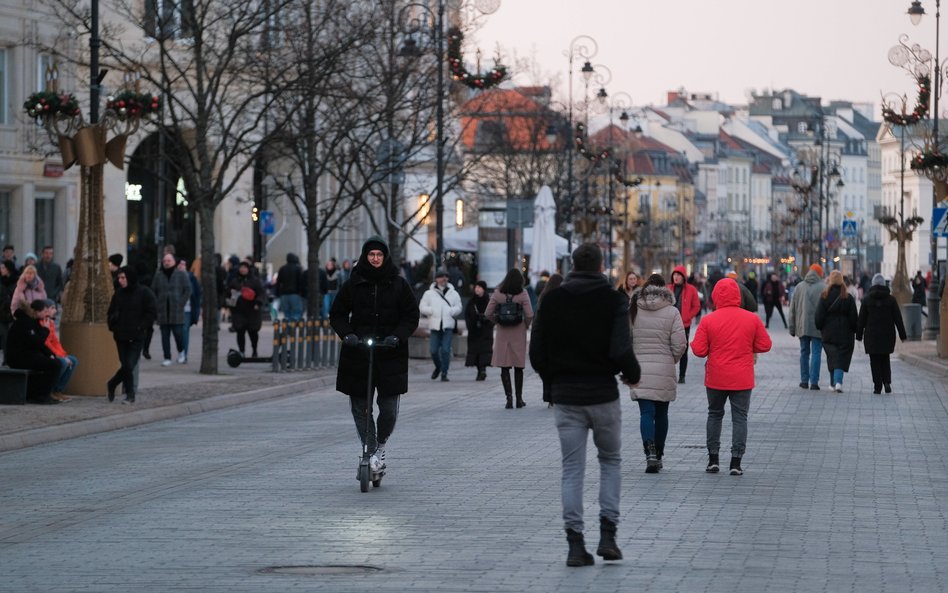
[59,321,119,396]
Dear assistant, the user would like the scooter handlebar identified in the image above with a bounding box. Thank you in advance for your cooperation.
[358,336,399,348]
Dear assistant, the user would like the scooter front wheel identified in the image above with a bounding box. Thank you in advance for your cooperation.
[358,463,370,493]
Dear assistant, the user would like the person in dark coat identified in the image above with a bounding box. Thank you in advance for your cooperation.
[5,300,61,404]
[464,280,494,381]
[275,253,305,321]
[107,267,158,404]
[330,236,420,474]
[911,271,927,307]
[228,261,266,357]
[857,273,907,394]
[0,260,18,364]
[537,273,564,406]
[814,270,858,393]
[761,272,787,329]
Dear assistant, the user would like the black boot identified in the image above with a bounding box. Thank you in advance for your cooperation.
[645,441,659,474]
[656,446,664,470]
[476,368,487,381]
[596,517,622,561]
[501,370,513,409]
[729,456,743,476]
[565,529,594,567]
[514,368,525,408]
[706,453,720,473]
[107,377,119,403]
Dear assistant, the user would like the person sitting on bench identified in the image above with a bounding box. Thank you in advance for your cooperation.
[5,299,61,405]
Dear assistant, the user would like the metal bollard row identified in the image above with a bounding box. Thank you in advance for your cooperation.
[271,319,340,371]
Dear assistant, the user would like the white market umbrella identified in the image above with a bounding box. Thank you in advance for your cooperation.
[530,185,558,286]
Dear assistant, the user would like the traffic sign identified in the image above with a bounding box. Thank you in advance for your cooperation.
[933,207,948,238]
[841,219,857,237]
[260,210,275,235]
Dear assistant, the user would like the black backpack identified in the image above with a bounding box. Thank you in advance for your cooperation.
[495,294,524,326]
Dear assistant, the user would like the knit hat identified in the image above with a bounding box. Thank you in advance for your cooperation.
[872,273,886,287]
[809,263,824,278]
[108,253,124,267]
[23,252,38,264]
[726,271,738,279]
[30,298,48,312]
[361,235,389,257]
[475,280,488,291]
[435,271,449,279]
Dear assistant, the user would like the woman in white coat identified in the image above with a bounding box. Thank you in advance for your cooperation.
[629,274,687,473]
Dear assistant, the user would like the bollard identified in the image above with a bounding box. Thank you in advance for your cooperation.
[271,320,281,373]
[902,303,923,341]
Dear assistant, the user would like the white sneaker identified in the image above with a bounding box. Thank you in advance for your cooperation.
[376,444,387,469]
[369,454,383,473]
[177,352,187,364]
[834,384,843,393]
[161,359,173,367]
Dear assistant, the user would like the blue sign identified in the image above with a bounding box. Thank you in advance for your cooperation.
[260,210,275,235]
[933,207,948,238]
[841,219,857,237]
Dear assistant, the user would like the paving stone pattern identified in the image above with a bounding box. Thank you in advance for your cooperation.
[1,329,946,593]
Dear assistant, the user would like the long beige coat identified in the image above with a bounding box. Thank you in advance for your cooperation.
[484,289,533,368]
[629,285,687,402]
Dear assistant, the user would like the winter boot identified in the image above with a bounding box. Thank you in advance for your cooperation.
[656,446,664,470]
[565,529,594,567]
[501,371,513,409]
[514,368,525,408]
[729,457,743,476]
[645,441,660,473]
[596,517,623,561]
[706,453,720,473]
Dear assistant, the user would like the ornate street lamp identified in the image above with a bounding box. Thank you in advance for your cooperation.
[562,35,599,256]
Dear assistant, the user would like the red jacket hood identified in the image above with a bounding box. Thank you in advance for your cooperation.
[671,265,687,282]
[712,278,741,309]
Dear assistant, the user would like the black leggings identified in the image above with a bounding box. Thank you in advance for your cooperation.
[764,302,787,327]
[678,326,692,379]
[236,329,259,355]
[869,354,892,388]
[350,393,400,453]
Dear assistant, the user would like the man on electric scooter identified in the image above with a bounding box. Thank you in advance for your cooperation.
[330,236,420,475]
[529,243,641,567]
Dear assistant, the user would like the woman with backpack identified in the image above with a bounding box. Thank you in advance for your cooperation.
[485,269,534,408]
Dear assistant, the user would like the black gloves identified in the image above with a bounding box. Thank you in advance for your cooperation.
[382,335,400,348]
[343,333,359,347]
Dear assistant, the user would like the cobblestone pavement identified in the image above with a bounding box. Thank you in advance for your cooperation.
[1,327,946,593]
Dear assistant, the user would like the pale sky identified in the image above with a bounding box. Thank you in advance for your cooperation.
[474,0,941,115]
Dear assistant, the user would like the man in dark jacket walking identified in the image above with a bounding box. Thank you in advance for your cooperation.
[107,267,157,403]
[530,243,641,567]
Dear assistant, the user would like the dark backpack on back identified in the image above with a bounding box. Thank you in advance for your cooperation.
[495,294,523,326]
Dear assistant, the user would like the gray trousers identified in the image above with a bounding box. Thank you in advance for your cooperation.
[706,388,751,457]
[554,399,621,533]
[350,394,400,453]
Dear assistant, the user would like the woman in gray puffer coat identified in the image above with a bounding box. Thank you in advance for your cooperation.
[629,274,687,473]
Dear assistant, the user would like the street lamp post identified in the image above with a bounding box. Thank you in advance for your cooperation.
[563,36,598,257]
[908,0,945,342]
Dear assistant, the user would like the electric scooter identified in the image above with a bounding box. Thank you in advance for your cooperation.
[356,336,395,492]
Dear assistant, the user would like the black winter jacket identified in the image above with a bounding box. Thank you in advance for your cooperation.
[108,271,158,342]
[330,264,420,398]
[857,285,907,354]
[529,271,640,406]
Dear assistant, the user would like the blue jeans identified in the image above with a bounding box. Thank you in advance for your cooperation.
[281,294,304,322]
[706,388,751,457]
[798,336,823,385]
[54,354,78,392]
[637,400,669,451]
[429,329,452,376]
[554,400,622,532]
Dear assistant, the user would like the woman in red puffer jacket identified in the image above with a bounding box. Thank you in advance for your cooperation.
[666,265,701,384]
[690,278,771,477]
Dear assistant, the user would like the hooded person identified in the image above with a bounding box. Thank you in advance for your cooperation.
[788,264,826,390]
[691,278,772,476]
[330,236,420,474]
[726,271,759,313]
[464,279,494,381]
[107,266,158,403]
[856,273,907,394]
[665,265,701,384]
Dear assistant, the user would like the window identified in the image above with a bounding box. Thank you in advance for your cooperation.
[37,53,54,92]
[144,0,194,40]
[797,122,808,134]
[35,193,55,252]
[772,98,783,111]
[0,191,10,247]
[0,49,7,124]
